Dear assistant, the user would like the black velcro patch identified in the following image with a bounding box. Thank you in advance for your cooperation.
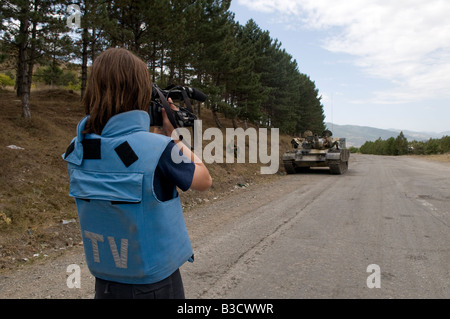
[111,201,141,205]
[64,141,75,159]
[115,141,139,168]
[82,139,101,160]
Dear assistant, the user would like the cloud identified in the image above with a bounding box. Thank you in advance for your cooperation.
[237,0,450,104]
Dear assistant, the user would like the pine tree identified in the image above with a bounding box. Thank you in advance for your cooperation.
[229,20,266,125]
[2,0,67,118]
[192,0,238,126]
[295,74,325,134]
[395,132,408,155]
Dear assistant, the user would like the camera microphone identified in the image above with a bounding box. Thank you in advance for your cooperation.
[184,87,206,102]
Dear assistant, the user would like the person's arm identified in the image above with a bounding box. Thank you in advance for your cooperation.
[172,138,212,191]
[154,99,212,192]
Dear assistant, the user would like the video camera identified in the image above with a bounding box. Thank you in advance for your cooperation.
[149,84,206,128]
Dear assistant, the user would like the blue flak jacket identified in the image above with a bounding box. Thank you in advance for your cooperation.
[63,110,193,284]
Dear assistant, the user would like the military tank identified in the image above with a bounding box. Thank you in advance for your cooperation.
[282,130,350,175]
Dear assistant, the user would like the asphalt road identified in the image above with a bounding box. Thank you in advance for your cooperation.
[182,154,450,299]
[1,154,449,299]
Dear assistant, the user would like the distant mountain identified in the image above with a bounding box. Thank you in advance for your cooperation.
[325,123,449,147]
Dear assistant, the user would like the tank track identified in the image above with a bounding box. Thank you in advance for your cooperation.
[329,161,348,175]
[283,160,296,174]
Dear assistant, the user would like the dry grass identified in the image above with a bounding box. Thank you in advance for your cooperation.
[0,88,291,272]
[409,153,450,163]
[0,89,84,270]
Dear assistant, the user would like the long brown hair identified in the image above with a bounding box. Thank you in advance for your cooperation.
[83,48,152,134]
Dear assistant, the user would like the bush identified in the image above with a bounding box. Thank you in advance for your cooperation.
[33,66,80,88]
[349,146,360,153]
[0,73,15,88]
[425,139,440,154]
[65,81,81,91]
[405,136,449,155]
[440,136,450,153]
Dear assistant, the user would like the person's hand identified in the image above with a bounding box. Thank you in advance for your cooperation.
[154,98,212,192]
[154,98,179,139]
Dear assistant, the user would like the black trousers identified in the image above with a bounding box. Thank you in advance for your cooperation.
[94,269,185,299]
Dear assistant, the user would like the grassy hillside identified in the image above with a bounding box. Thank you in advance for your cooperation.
[0,88,292,271]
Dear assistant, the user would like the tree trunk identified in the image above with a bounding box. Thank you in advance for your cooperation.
[212,107,222,128]
[168,65,175,85]
[196,101,201,118]
[81,27,89,100]
[90,27,97,62]
[15,60,23,98]
[160,48,164,82]
[17,7,31,119]
[26,0,39,95]
[20,43,31,119]
[232,118,237,129]
[196,73,202,117]
[21,89,31,119]
[151,41,157,83]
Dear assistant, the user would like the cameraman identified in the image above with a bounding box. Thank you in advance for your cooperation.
[63,48,212,299]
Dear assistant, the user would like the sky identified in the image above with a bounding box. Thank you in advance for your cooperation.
[229,0,450,133]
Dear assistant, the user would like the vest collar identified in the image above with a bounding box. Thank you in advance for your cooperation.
[100,110,150,137]
[63,110,150,166]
